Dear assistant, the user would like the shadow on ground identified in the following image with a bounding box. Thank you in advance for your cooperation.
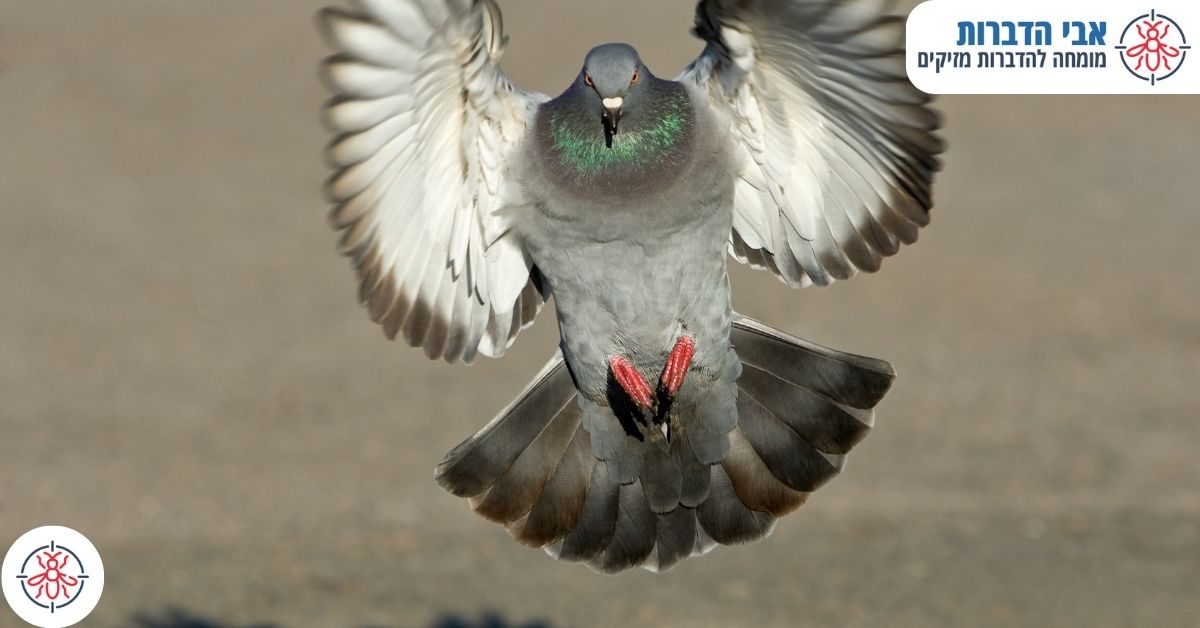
[131,608,553,628]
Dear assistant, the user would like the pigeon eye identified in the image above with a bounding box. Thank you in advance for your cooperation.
[584,73,594,87]
[630,69,640,85]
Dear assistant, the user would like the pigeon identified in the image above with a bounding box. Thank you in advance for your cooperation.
[317,0,942,573]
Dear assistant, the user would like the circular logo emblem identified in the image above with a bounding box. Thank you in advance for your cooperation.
[2,527,104,628]
[1116,10,1191,85]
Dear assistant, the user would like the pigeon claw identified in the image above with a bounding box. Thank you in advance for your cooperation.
[659,335,695,397]
[609,355,654,411]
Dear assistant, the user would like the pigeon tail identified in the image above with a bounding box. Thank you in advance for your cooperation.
[434,315,894,573]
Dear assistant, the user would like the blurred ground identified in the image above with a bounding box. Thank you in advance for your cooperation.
[1,1,1198,627]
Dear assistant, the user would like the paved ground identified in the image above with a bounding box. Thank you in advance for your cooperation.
[1,2,1197,627]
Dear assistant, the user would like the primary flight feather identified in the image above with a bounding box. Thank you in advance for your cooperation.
[318,0,942,573]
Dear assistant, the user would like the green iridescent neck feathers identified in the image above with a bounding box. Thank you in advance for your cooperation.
[538,84,695,187]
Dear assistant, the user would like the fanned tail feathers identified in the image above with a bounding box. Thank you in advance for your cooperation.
[434,315,894,573]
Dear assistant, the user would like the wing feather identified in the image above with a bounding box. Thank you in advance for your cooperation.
[319,0,549,363]
[682,0,943,287]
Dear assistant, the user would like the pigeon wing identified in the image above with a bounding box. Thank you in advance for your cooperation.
[319,0,548,363]
[680,0,944,288]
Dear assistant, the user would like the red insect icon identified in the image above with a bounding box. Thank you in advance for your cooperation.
[24,551,79,601]
[1125,20,1182,72]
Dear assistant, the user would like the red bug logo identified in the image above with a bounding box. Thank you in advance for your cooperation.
[14,540,90,613]
[1117,10,1191,85]
[1128,20,1180,71]
[25,550,79,602]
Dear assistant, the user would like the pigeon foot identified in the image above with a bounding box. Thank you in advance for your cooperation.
[609,355,654,411]
[658,335,695,397]
[608,334,695,424]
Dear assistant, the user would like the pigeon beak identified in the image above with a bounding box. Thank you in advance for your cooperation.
[602,97,623,146]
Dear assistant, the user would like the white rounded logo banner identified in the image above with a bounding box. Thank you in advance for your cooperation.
[907,1,1199,94]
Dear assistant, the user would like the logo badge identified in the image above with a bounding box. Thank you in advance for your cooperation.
[1117,10,1191,84]
[3,527,104,628]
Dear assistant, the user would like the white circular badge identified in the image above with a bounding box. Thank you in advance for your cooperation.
[2,527,104,628]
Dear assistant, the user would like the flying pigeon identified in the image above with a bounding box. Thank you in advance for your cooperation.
[317,0,942,573]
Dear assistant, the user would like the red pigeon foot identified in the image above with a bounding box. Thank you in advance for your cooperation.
[609,355,653,411]
[659,335,695,397]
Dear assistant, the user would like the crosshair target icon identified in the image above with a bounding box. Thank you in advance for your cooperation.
[1116,9,1191,85]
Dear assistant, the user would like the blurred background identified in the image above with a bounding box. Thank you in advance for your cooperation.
[1,1,1197,627]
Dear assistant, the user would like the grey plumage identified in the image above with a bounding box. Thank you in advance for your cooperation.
[434,355,577,499]
[731,317,895,410]
[435,315,897,571]
[552,461,620,562]
[468,397,578,523]
[698,463,778,546]
[640,441,683,514]
[591,480,658,573]
[739,363,873,456]
[650,507,700,572]
[674,428,713,508]
[735,388,843,493]
[723,427,809,516]
[508,424,594,547]
[320,0,941,573]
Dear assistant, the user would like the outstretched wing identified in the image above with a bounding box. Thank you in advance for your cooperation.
[680,0,944,288]
[319,0,548,363]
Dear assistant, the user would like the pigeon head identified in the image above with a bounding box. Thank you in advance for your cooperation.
[580,44,648,147]
[536,42,694,191]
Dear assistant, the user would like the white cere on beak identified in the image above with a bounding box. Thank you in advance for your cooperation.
[602,97,624,109]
